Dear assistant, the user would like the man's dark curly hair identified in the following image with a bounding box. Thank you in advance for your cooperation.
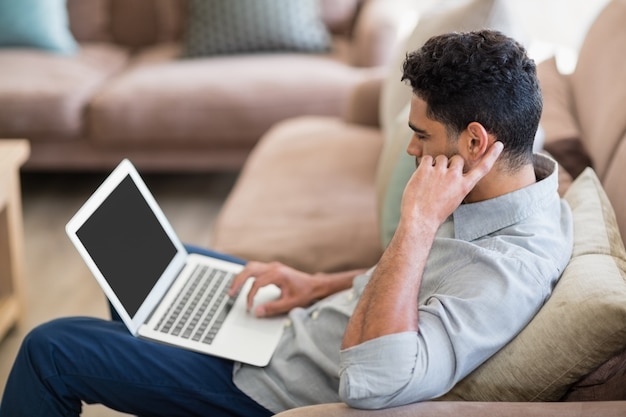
[401,30,542,170]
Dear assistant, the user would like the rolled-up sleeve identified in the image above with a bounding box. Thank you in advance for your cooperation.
[339,312,459,410]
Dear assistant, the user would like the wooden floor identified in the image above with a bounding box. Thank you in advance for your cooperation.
[0,171,238,416]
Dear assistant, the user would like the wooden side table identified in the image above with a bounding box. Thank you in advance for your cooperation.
[0,139,30,341]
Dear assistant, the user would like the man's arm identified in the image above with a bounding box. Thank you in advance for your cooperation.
[342,145,503,349]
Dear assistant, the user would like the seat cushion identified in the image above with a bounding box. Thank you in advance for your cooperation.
[211,116,383,273]
[0,44,129,141]
[89,43,373,148]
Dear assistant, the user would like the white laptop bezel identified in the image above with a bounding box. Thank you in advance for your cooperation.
[65,159,188,335]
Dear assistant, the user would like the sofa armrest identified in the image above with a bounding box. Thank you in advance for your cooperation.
[342,74,384,127]
[350,0,419,67]
[274,401,626,417]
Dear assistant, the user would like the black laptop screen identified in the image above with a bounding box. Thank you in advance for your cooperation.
[76,175,178,317]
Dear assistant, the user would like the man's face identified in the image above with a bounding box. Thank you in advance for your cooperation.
[406,95,461,168]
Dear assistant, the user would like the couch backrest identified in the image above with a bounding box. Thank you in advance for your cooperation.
[67,0,112,42]
[67,0,362,48]
[569,0,626,240]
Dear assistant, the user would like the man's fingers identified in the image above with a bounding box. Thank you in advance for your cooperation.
[254,298,292,318]
[465,141,504,185]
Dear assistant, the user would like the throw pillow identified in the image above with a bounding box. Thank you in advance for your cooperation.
[183,0,331,57]
[0,0,78,54]
[375,0,525,248]
[375,104,413,249]
[439,168,626,402]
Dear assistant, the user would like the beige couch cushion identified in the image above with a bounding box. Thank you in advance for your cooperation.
[438,168,626,402]
[89,43,375,148]
[602,134,626,241]
[319,0,359,35]
[0,44,128,141]
[211,116,383,273]
[570,0,626,179]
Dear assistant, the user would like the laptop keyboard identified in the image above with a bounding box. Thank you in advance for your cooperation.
[154,264,236,345]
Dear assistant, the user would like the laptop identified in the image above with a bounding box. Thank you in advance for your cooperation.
[66,159,285,367]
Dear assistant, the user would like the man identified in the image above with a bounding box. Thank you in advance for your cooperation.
[0,30,573,416]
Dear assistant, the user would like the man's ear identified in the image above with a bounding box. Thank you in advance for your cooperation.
[462,122,490,164]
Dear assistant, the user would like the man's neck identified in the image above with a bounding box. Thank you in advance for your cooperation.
[465,163,537,203]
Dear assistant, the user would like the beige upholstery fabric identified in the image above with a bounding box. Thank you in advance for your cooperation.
[319,0,360,35]
[343,75,384,127]
[570,0,626,179]
[0,45,128,141]
[211,116,384,273]
[438,168,626,402]
[537,57,580,143]
[349,0,420,68]
[89,43,377,148]
[602,134,626,241]
[67,0,112,42]
[275,400,626,417]
[535,58,593,178]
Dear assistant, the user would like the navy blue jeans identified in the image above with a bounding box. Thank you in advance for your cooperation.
[0,247,273,417]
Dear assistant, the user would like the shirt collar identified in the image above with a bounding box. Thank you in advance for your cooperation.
[452,153,559,242]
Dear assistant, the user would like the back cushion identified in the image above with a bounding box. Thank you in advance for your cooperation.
[319,0,360,35]
[67,0,112,42]
[110,0,159,47]
[602,134,626,242]
[570,0,626,179]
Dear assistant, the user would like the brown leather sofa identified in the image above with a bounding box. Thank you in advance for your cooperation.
[0,0,408,172]
[211,0,626,414]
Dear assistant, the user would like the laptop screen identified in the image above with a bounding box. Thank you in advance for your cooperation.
[76,175,177,317]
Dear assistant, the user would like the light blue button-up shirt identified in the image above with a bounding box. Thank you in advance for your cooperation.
[233,154,573,412]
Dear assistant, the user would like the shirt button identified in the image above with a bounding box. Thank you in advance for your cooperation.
[284,319,292,328]
[311,310,320,320]
[346,291,355,301]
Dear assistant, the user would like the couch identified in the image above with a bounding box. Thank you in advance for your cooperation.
[0,0,412,172]
[211,0,626,415]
